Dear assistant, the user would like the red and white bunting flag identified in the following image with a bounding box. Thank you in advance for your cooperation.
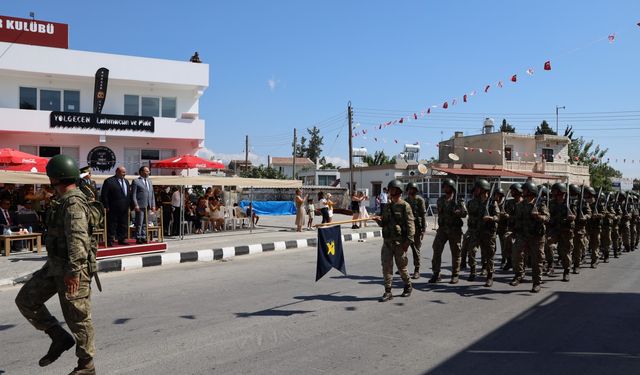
[378,124,382,130]
[544,60,551,70]
[374,137,377,142]
[533,153,537,158]
[488,150,493,154]
[515,152,519,157]
[608,33,616,43]
[470,90,477,96]
[479,148,484,153]
[442,101,449,109]
[392,120,397,125]
[452,99,457,106]
[526,68,534,76]
[399,118,404,124]
[464,147,469,151]
[413,113,418,120]
[511,74,517,82]
[497,81,503,88]
[427,108,431,114]
[394,139,398,144]
[484,85,490,93]
[463,94,468,102]
[497,150,502,155]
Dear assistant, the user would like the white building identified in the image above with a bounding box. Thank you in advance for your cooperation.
[268,156,315,179]
[0,14,209,175]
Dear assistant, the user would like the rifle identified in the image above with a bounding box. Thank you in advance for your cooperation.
[604,191,611,208]
[625,192,630,213]
[566,183,572,216]
[502,189,511,210]
[545,186,550,207]
[485,182,495,216]
[578,184,585,218]
[533,186,544,213]
[594,187,602,215]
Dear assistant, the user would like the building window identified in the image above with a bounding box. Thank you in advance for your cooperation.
[40,90,61,111]
[504,147,512,161]
[39,146,61,158]
[141,97,160,117]
[63,90,80,112]
[161,97,177,118]
[318,175,336,186]
[19,87,37,110]
[542,148,554,162]
[124,95,139,116]
[141,149,160,160]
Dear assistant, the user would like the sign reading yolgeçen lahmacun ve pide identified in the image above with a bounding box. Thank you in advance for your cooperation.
[50,112,155,133]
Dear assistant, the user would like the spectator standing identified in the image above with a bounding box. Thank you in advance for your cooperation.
[379,188,389,215]
[131,166,156,244]
[171,187,183,236]
[351,191,361,229]
[306,198,315,229]
[359,191,370,227]
[100,166,130,246]
[326,193,334,222]
[78,166,98,201]
[294,189,307,232]
[317,192,330,224]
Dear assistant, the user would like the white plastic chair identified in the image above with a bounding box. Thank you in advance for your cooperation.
[223,207,235,230]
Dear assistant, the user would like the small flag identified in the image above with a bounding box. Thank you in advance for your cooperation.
[497,81,503,88]
[427,108,431,114]
[316,226,346,281]
[443,101,448,109]
[470,90,477,96]
[511,74,517,82]
[526,68,534,76]
[484,85,490,93]
[394,139,398,144]
[479,148,484,153]
[608,33,615,43]
[463,94,468,102]
[399,118,404,124]
[414,113,418,120]
[452,99,457,106]
[544,60,551,70]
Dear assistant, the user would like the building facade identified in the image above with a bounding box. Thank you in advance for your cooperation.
[268,156,315,179]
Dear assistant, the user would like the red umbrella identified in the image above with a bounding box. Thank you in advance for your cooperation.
[151,154,225,169]
[0,148,48,165]
[2,158,48,173]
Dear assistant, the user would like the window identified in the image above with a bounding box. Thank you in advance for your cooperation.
[161,97,177,118]
[141,97,160,117]
[124,95,139,116]
[141,149,160,160]
[504,147,512,161]
[64,90,80,112]
[542,148,554,162]
[39,146,61,158]
[40,90,61,111]
[318,175,336,186]
[19,87,37,110]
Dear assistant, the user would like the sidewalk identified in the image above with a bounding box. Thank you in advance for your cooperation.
[0,214,383,287]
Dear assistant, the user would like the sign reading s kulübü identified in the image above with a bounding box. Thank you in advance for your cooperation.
[0,15,68,49]
[50,112,155,133]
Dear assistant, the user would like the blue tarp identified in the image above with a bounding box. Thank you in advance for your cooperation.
[239,200,296,216]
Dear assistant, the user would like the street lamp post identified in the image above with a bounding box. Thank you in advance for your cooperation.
[556,105,565,134]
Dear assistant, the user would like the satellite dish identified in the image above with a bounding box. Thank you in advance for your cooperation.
[418,164,428,174]
[448,153,460,161]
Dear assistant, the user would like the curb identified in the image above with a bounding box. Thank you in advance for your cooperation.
[3,230,382,287]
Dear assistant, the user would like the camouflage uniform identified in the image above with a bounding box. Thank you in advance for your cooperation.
[496,200,508,264]
[600,198,614,261]
[501,197,519,270]
[548,197,574,276]
[406,194,427,273]
[77,178,98,202]
[462,197,499,279]
[431,195,467,281]
[618,196,632,252]
[587,196,605,267]
[629,198,638,250]
[513,199,549,287]
[379,198,415,294]
[611,199,622,258]
[15,189,96,361]
[572,195,591,272]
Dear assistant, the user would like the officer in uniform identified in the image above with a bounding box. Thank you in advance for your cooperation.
[374,180,415,302]
[600,192,614,262]
[15,155,96,374]
[570,184,591,274]
[77,166,98,201]
[430,179,467,284]
[511,182,548,293]
[461,179,499,286]
[405,182,427,279]
[501,183,522,271]
[548,183,575,282]
[585,187,604,268]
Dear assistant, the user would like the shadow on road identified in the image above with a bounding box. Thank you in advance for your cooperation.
[293,293,379,303]
[425,292,640,375]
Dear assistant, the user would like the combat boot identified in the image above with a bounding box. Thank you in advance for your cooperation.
[401,285,412,297]
[411,268,420,280]
[39,325,75,367]
[68,357,95,375]
[460,259,467,270]
[502,258,512,271]
[449,275,459,284]
[428,273,441,284]
[484,273,493,287]
[590,261,598,269]
[572,266,580,275]
[509,276,521,286]
[531,283,541,293]
[468,266,476,282]
[379,291,393,302]
[562,269,570,282]
[547,264,555,276]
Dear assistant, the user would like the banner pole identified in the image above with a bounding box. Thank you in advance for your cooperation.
[315,217,380,228]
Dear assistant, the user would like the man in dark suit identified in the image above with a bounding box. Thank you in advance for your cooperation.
[1,198,21,252]
[0,183,19,211]
[100,166,130,246]
[131,166,156,244]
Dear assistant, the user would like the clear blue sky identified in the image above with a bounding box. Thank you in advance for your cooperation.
[4,1,640,177]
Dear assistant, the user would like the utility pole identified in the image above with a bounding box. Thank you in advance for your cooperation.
[244,135,249,175]
[348,101,354,196]
[292,128,297,180]
[556,105,565,134]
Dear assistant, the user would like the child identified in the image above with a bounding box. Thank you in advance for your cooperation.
[306,198,315,229]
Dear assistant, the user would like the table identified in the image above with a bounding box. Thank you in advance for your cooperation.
[0,232,42,256]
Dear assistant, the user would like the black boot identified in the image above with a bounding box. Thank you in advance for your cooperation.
[449,275,459,284]
[509,276,521,286]
[411,268,420,280]
[39,325,75,367]
[531,283,541,293]
[428,273,441,284]
[468,266,476,282]
[379,291,393,302]
[401,285,412,297]
[502,259,512,271]
[69,357,96,375]
[484,272,493,287]
[562,269,570,282]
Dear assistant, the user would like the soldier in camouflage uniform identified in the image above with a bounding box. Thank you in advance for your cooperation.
[430,179,467,284]
[585,187,604,268]
[375,180,415,302]
[461,179,499,286]
[540,185,557,276]
[570,184,591,274]
[510,182,548,293]
[610,193,622,258]
[501,183,522,271]
[634,193,640,250]
[629,193,638,251]
[15,155,96,375]
[600,192,614,263]
[405,182,427,279]
[494,188,507,266]
[548,183,575,282]
[618,192,632,253]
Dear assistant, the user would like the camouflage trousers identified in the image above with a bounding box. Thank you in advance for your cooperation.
[636,221,640,248]
[589,230,601,264]
[553,230,574,270]
[432,228,462,276]
[630,221,636,249]
[15,267,95,359]
[573,230,587,268]
[381,240,411,292]
[513,236,545,284]
[463,232,497,274]
[545,234,558,268]
[497,231,509,262]
[410,230,423,269]
[600,226,612,259]
[620,222,631,251]
[612,225,620,253]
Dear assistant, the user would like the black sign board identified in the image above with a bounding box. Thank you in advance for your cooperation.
[50,111,154,132]
[93,67,109,114]
[87,146,116,172]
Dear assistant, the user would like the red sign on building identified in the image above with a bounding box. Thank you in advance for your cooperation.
[0,15,68,49]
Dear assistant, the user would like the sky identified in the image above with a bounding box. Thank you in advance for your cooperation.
[3,1,640,177]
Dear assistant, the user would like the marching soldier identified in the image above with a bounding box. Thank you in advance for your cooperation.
[405,182,427,279]
[494,188,508,267]
[501,183,522,271]
[630,193,638,251]
[634,193,640,250]
[511,182,549,293]
[570,184,591,274]
[610,192,622,258]
[600,192,614,263]
[15,155,97,375]
[618,192,632,253]
[461,179,499,286]
[541,185,556,276]
[375,180,415,302]
[430,179,467,284]
[585,187,604,268]
[548,183,575,282]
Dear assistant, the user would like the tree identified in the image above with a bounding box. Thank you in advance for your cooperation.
[294,136,307,158]
[305,126,323,162]
[318,156,338,170]
[362,150,395,166]
[500,118,516,133]
[535,120,557,135]
[239,165,288,179]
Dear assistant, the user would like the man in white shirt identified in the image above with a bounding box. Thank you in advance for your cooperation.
[379,188,389,214]
[171,188,182,236]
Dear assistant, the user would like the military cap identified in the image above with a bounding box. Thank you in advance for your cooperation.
[522,181,538,195]
[441,178,456,189]
[551,182,567,193]
[406,182,419,191]
[509,183,523,193]
[474,179,491,191]
[387,179,404,192]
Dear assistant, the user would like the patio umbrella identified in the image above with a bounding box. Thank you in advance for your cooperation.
[1,158,48,173]
[151,154,225,170]
[0,148,48,165]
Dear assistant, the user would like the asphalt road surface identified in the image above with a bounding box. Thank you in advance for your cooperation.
[1,235,639,375]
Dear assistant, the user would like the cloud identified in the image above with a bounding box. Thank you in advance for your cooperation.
[267,76,279,92]
[197,147,267,166]
[322,156,349,169]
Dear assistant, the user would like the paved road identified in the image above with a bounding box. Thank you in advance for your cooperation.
[1,234,639,375]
